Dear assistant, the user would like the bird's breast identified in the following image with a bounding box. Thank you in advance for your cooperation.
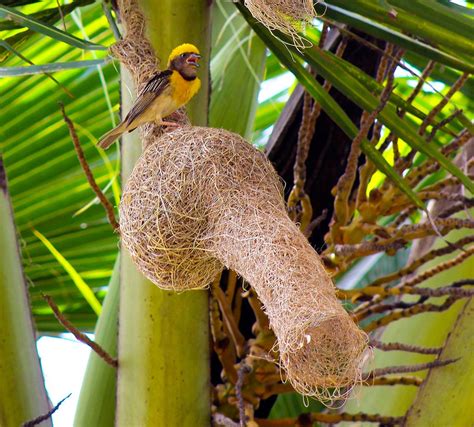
[169,71,201,107]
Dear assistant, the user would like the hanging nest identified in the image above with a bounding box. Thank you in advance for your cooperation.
[119,126,368,401]
[244,0,318,48]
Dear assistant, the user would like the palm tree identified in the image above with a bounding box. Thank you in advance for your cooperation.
[0,0,472,425]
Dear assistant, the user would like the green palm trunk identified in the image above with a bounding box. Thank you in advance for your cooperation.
[74,257,120,427]
[0,156,50,427]
[116,1,212,425]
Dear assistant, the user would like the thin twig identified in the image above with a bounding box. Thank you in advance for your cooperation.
[421,175,471,195]
[363,297,458,332]
[335,238,407,261]
[55,0,67,31]
[452,279,474,288]
[407,129,472,187]
[368,235,474,288]
[236,363,251,427]
[340,282,474,301]
[331,46,401,243]
[380,60,436,168]
[376,43,395,83]
[43,294,118,368]
[318,22,330,50]
[370,339,441,355]
[390,205,417,228]
[399,72,470,171]
[335,218,474,260]
[345,285,471,320]
[355,300,419,321]
[401,247,474,288]
[427,109,463,142]
[365,359,458,380]
[369,375,422,386]
[406,60,436,105]
[59,102,120,232]
[232,282,244,325]
[209,288,238,384]
[289,33,347,230]
[261,382,294,400]
[213,285,246,357]
[225,269,238,305]
[244,288,270,332]
[22,393,72,427]
[304,208,328,238]
[419,72,469,136]
[440,201,474,219]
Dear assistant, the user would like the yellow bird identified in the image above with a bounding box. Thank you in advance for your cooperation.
[97,43,201,149]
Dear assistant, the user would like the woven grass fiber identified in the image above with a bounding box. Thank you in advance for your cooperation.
[119,126,368,402]
[244,0,317,48]
[114,0,367,403]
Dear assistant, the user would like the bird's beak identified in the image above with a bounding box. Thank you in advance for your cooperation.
[186,53,201,67]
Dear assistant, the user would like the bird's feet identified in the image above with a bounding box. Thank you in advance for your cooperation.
[161,121,181,127]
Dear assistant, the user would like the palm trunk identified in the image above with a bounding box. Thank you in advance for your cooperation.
[0,155,50,426]
[116,1,212,425]
[404,298,474,426]
[74,257,120,427]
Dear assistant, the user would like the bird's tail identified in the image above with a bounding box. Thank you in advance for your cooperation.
[97,122,127,150]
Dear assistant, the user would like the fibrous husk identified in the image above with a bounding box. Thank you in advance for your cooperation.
[244,0,318,49]
[119,126,368,401]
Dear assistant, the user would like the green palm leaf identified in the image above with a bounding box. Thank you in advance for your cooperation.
[0,2,118,330]
[0,4,106,50]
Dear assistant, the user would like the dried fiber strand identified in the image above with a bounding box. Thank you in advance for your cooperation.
[110,0,157,90]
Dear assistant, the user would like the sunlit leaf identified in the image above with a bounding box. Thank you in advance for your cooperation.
[0,57,110,76]
[0,4,106,50]
[33,228,102,316]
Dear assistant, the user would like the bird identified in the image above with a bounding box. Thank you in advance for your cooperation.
[97,43,202,149]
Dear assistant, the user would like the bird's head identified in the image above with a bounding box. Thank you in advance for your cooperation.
[168,43,201,81]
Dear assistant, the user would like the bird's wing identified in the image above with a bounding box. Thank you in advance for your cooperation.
[124,70,173,127]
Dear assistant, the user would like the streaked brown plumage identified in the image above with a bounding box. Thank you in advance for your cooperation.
[97,43,201,149]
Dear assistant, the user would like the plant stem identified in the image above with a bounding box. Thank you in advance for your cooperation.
[0,155,50,426]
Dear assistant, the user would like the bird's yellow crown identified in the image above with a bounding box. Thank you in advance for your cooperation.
[167,43,200,66]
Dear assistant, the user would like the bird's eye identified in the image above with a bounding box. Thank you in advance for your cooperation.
[180,54,186,58]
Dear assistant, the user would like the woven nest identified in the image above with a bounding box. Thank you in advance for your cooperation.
[244,0,317,48]
[120,126,368,401]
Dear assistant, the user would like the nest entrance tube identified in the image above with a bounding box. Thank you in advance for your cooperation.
[244,0,318,48]
[120,126,368,402]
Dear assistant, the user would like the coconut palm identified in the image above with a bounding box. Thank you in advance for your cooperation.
[0,0,472,425]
